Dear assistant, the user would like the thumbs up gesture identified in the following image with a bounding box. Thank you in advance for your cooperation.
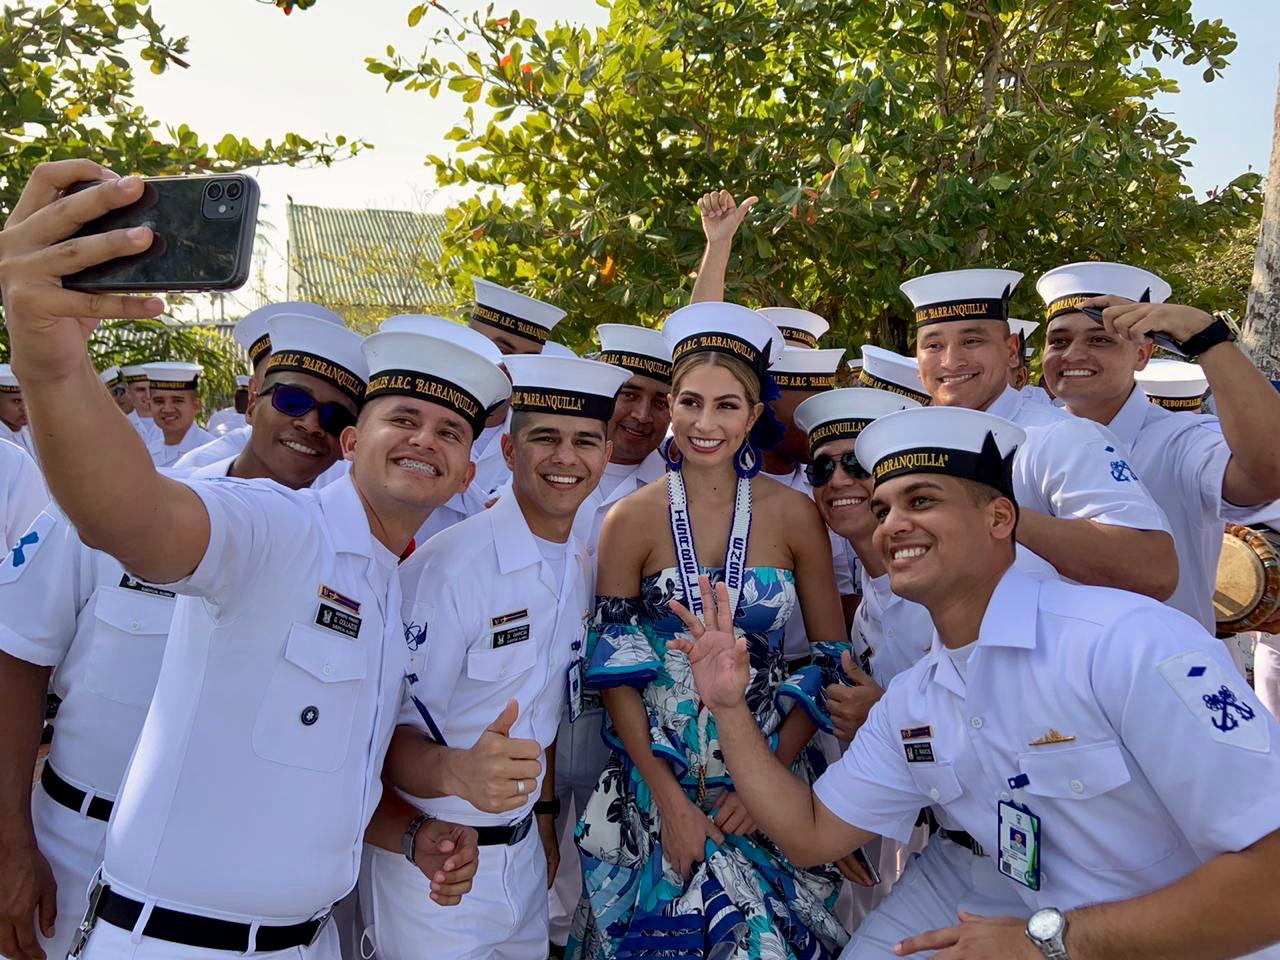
[453,699,544,813]
[826,651,884,743]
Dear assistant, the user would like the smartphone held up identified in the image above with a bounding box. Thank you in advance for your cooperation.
[63,174,259,293]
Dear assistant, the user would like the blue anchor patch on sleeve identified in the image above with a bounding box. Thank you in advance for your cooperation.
[1,512,55,585]
[10,530,38,566]
[1202,685,1256,732]
[1110,460,1138,482]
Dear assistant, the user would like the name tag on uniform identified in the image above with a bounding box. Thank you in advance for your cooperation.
[491,609,529,628]
[316,602,361,639]
[318,584,360,614]
[997,800,1041,891]
[567,659,585,722]
[904,742,935,763]
[492,623,530,648]
[118,574,176,599]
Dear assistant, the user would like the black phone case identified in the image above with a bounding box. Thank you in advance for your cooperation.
[62,174,259,293]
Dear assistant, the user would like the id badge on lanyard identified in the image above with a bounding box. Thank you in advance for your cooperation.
[997,774,1041,891]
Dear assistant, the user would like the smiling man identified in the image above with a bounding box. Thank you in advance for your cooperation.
[141,362,212,468]
[0,365,36,460]
[1036,262,1280,636]
[672,405,1280,960]
[902,267,1177,599]
[368,354,624,960]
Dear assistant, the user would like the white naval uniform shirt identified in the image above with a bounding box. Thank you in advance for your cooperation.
[101,472,408,923]
[461,420,513,517]
[765,464,857,660]
[147,422,214,468]
[850,567,936,687]
[205,407,246,437]
[0,459,232,802]
[571,449,667,555]
[985,385,1171,548]
[0,420,37,461]
[815,569,1280,925]
[172,423,250,471]
[397,491,593,826]
[0,437,46,548]
[1101,385,1278,632]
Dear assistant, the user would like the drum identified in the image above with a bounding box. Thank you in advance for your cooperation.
[1215,523,1280,634]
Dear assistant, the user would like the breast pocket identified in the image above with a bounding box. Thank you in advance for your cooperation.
[84,588,174,708]
[908,760,964,807]
[466,639,538,684]
[1019,739,1179,872]
[252,624,368,773]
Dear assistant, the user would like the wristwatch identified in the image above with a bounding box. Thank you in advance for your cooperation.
[1156,315,1236,358]
[402,813,433,864]
[1026,908,1070,959]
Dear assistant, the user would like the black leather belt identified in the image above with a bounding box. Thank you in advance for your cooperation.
[94,885,330,952]
[941,828,986,858]
[41,765,113,822]
[474,810,534,847]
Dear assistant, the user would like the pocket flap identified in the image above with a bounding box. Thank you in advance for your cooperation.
[283,623,367,683]
[1019,740,1131,800]
[467,640,538,682]
[93,587,174,636]
[908,761,963,805]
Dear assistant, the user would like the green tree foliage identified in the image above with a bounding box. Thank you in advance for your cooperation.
[0,0,368,390]
[369,0,1260,352]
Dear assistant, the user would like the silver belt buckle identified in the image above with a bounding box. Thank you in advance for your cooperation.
[307,910,333,949]
[68,880,106,959]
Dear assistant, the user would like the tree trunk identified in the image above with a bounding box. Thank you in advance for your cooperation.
[1243,69,1280,379]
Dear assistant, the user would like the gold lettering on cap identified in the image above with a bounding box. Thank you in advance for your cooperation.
[511,389,586,413]
[874,451,951,479]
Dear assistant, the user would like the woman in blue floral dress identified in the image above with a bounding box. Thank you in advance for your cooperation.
[567,304,852,960]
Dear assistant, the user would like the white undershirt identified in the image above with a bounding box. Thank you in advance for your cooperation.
[946,640,978,685]
[534,535,569,585]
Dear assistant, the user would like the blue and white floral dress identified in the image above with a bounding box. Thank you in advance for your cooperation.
[567,565,850,960]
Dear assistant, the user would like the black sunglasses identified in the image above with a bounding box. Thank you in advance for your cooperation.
[806,451,870,487]
[260,382,356,437]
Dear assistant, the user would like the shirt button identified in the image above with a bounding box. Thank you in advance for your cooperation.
[300,706,319,726]
[323,664,333,677]
[129,620,140,631]
[1000,791,1012,802]
[969,717,983,729]
[1070,779,1084,794]
[928,788,941,801]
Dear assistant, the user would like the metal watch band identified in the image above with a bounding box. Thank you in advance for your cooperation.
[402,813,432,864]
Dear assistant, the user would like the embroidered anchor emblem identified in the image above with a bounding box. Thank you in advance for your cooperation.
[403,620,427,651]
[1110,460,1137,483]
[9,530,38,568]
[1202,685,1256,732]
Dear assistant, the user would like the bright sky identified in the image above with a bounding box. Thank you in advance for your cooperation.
[132,0,1279,321]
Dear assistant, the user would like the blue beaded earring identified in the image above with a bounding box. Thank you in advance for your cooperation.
[662,436,684,471]
[734,439,762,478]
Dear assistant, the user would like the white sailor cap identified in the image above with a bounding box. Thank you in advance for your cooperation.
[757,307,829,348]
[505,355,630,424]
[471,278,566,347]
[235,301,345,369]
[120,364,150,384]
[380,314,503,365]
[770,347,846,392]
[362,331,512,439]
[541,341,579,359]
[858,345,929,404]
[794,387,921,459]
[265,315,369,404]
[856,406,1025,501]
[235,375,251,389]
[1136,358,1209,411]
[661,302,783,385]
[597,324,673,384]
[1009,319,1040,359]
[144,362,203,391]
[900,268,1022,328]
[1035,262,1171,322]
[0,364,20,393]
[98,366,122,386]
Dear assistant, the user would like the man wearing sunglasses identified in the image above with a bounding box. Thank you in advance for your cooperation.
[173,302,346,474]
[0,161,516,960]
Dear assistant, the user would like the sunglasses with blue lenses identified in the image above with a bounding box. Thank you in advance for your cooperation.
[260,382,357,437]
[805,451,871,487]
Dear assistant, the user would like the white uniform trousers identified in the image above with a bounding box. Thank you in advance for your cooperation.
[548,708,612,946]
[841,836,1026,958]
[33,782,108,960]
[359,829,546,960]
[78,913,340,960]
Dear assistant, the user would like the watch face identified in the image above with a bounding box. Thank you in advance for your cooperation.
[1028,909,1063,941]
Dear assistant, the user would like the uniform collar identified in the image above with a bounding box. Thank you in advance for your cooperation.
[604,448,666,502]
[984,385,1023,421]
[488,487,543,575]
[924,566,1040,695]
[1102,384,1154,447]
[320,471,379,559]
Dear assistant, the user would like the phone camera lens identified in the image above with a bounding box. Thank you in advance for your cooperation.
[207,182,224,201]
[225,181,242,200]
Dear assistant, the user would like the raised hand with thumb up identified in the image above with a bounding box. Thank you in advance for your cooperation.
[448,699,544,814]
[826,651,884,743]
